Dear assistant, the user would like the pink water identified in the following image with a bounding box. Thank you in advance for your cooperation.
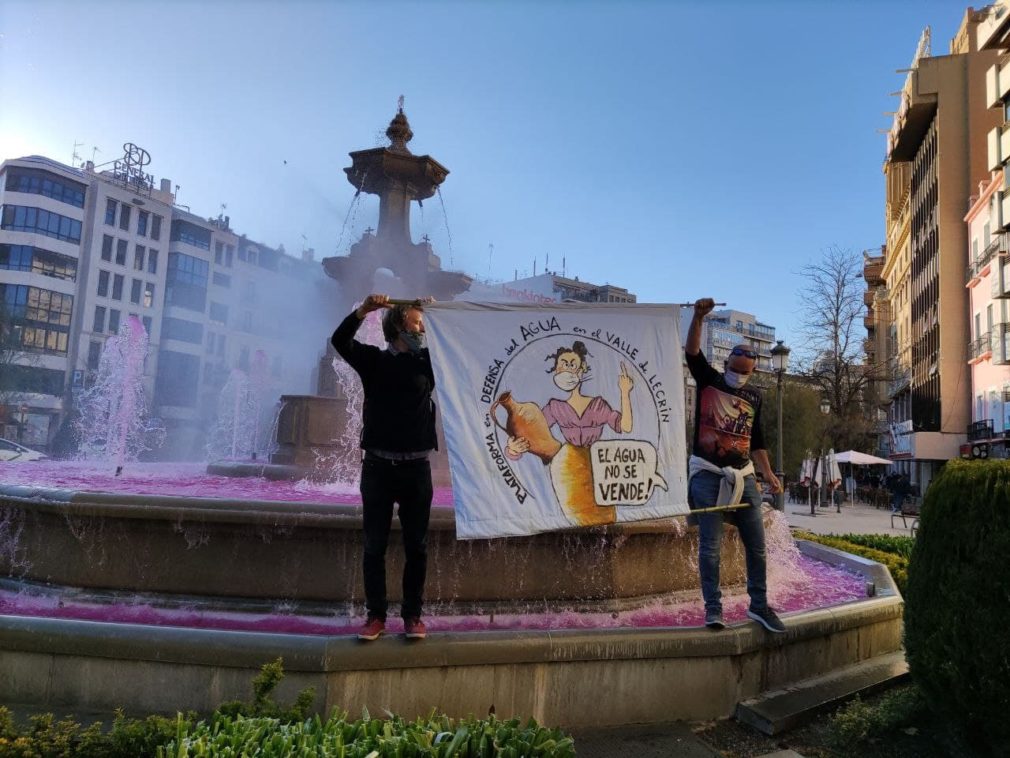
[0,460,455,507]
[0,460,868,635]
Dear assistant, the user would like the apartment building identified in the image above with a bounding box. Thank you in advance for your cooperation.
[0,156,90,445]
[958,0,1010,458]
[873,12,1002,492]
[0,150,325,456]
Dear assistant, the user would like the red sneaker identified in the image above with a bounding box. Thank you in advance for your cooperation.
[357,617,385,641]
[404,617,427,639]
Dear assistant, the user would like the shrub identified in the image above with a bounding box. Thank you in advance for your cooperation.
[160,711,575,757]
[831,533,914,559]
[904,459,1010,756]
[0,706,180,757]
[826,684,924,749]
[216,656,316,722]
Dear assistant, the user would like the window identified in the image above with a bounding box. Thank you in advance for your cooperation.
[0,283,73,354]
[6,168,86,208]
[116,239,127,265]
[147,249,159,274]
[13,366,64,396]
[150,214,162,241]
[212,272,231,287]
[155,350,200,407]
[105,199,117,225]
[108,309,120,334]
[166,252,209,312]
[144,282,155,308]
[206,331,215,352]
[225,245,234,267]
[217,334,226,356]
[1,205,82,243]
[142,315,152,335]
[119,203,131,232]
[102,235,113,261]
[170,220,211,250]
[137,210,149,237]
[130,278,142,304]
[134,245,145,271]
[112,273,124,300]
[215,241,223,265]
[0,245,77,281]
[97,270,110,297]
[209,301,228,324]
[93,305,106,333]
[87,341,102,370]
[241,310,253,331]
[162,317,204,344]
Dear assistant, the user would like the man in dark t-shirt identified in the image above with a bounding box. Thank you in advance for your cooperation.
[686,297,786,634]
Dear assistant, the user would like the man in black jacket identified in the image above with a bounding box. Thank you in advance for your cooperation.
[331,293,436,641]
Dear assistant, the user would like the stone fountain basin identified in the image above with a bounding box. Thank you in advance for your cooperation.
[0,540,903,726]
[0,484,744,611]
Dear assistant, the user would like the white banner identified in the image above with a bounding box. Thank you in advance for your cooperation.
[424,302,689,539]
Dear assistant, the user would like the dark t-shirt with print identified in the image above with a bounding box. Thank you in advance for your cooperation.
[687,350,766,469]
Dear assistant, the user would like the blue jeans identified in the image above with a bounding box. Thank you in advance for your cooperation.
[688,470,768,614]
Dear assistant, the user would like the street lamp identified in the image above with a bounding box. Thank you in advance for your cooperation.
[811,398,831,516]
[770,340,790,511]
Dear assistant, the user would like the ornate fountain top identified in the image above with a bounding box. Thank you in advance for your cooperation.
[386,96,413,154]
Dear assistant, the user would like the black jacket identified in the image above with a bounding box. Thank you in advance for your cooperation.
[331,311,437,453]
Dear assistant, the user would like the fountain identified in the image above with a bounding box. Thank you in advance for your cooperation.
[0,108,903,727]
[74,314,164,473]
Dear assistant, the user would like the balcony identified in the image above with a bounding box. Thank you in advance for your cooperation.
[966,259,982,285]
[978,2,1010,53]
[888,367,911,398]
[863,256,885,286]
[971,332,993,361]
[993,323,1010,364]
[968,419,995,442]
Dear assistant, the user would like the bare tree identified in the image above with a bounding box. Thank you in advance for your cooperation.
[795,246,883,452]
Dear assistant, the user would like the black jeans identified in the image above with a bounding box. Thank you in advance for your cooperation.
[360,455,433,621]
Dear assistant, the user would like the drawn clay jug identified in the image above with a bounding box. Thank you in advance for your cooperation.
[491,391,561,464]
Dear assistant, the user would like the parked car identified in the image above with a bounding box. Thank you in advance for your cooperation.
[0,438,49,461]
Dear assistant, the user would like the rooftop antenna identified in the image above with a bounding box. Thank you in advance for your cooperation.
[489,242,494,279]
[545,252,549,274]
[72,141,84,166]
[301,233,308,253]
[563,256,566,277]
[90,146,101,164]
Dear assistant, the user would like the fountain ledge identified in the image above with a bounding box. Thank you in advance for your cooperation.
[0,541,903,727]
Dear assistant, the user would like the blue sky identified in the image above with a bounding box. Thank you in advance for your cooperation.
[0,0,969,350]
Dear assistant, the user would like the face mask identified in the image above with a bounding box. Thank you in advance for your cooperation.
[724,369,750,389]
[400,330,426,353]
[553,371,582,392]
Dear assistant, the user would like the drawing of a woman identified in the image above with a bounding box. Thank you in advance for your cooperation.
[505,341,634,526]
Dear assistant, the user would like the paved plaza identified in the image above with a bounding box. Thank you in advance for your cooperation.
[784,497,917,537]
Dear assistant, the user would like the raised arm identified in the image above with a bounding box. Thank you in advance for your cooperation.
[618,361,634,433]
[685,297,715,356]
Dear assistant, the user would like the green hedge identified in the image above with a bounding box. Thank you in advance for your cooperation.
[904,459,1010,756]
[0,659,575,757]
[159,712,574,757]
[793,530,909,593]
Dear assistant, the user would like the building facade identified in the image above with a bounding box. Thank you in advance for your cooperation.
[872,13,1002,492]
[963,171,1010,457]
[0,151,326,457]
